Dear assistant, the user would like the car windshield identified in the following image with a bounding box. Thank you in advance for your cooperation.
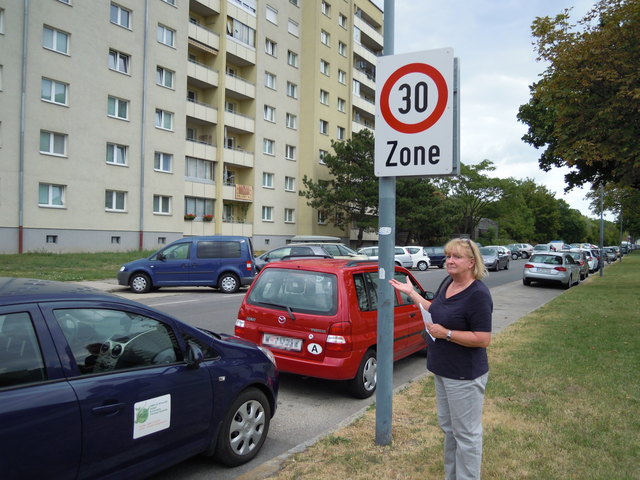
[530,254,563,265]
[480,247,496,255]
[248,268,338,315]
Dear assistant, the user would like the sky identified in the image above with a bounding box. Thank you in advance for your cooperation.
[373,0,608,219]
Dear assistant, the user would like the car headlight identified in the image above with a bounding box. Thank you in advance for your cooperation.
[119,266,126,272]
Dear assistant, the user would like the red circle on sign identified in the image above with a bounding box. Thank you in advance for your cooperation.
[380,62,449,134]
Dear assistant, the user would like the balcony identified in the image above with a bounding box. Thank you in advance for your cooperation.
[223,146,254,168]
[190,0,220,15]
[187,60,219,88]
[224,110,255,134]
[225,72,255,100]
[352,120,373,134]
[354,15,383,51]
[185,138,217,160]
[353,42,378,66]
[188,22,220,53]
[353,67,375,90]
[186,99,218,124]
[352,94,375,116]
[226,37,256,66]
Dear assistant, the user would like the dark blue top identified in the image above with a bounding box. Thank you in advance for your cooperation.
[427,279,492,380]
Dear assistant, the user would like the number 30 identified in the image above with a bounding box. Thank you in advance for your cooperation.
[398,81,428,114]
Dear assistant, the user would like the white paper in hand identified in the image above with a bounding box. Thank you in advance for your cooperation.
[419,303,435,341]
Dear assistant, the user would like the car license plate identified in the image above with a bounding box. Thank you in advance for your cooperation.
[262,334,303,351]
[536,267,551,273]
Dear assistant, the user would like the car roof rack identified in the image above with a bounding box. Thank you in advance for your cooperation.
[280,254,333,261]
[345,259,379,267]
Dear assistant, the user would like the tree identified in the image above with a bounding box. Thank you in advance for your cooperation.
[517,0,640,191]
[299,129,379,247]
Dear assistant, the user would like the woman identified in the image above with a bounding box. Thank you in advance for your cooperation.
[389,238,492,480]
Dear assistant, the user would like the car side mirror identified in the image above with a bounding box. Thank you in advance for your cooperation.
[423,291,435,301]
[186,342,204,369]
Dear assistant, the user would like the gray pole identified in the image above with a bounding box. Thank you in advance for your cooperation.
[375,0,395,447]
[599,185,605,276]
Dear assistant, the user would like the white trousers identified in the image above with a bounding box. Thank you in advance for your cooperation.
[434,373,488,480]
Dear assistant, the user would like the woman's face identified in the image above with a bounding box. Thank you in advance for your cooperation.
[445,246,475,276]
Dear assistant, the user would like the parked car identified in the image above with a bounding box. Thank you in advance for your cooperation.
[576,248,599,273]
[548,240,567,251]
[603,247,617,263]
[255,244,343,271]
[403,246,431,271]
[234,259,429,398]
[480,246,510,271]
[357,246,414,268]
[564,250,589,281]
[0,277,279,478]
[533,243,552,253]
[590,249,603,271]
[117,236,256,294]
[512,243,534,258]
[506,244,523,260]
[522,252,581,288]
[423,246,447,268]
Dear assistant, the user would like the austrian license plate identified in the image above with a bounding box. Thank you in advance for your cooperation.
[536,267,551,273]
[262,334,303,351]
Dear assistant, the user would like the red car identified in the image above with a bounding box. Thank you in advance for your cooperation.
[234,259,428,398]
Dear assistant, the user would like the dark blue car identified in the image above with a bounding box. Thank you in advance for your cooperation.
[0,277,278,479]
[424,246,447,268]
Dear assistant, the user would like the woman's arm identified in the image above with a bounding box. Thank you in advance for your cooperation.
[389,277,431,310]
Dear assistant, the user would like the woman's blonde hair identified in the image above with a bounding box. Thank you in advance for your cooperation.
[444,238,488,279]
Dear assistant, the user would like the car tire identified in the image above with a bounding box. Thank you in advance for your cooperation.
[511,253,518,260]
[522,252,530,259]
[523,278,531,286]
[564,275,573,290]
[129,273,152,293]
[348,349,377,399]
[213,388,271,467]
[219,273,240,293]
[504,260,509,270]
[417,261,429,271]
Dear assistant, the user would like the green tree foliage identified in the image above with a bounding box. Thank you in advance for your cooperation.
[299,129,379,247]
[517,0,640,191]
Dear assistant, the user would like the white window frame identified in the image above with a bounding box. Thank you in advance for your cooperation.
[264,105,276,122]
[287,81,298,99]
[319,119,328,135]
[264,71,276,90]
[337,126,345,140]
[41,77,68,105]
[43,26,69,54]
[320,30,330,46]
[317,210,327,224]
[156,66,175,89]
[284,176,296,192]
[157,24,175,47]
[320,89,329,105]
[263,138,275,156]
[105,189,127,212]
[285,113,297,129]
[288,19,299,37]
[153,195,171,214]
[39,183,65,207]
[106,142,128,165]
[262,206,274,222]
[262,172,274,188]
[338,41,346,56]
[107,95,129,120]
[226,18,255,47]
[110,3,131,29]
[319,149,328,164]
[265,38,277,57]
[266,6,278,24]
[109,49,130,74]
[287,50,298,67]
[285,144,296,161]
[338,13,347,28]
[155,108,173,130]
[40,130,67,156]
[320,59,330,76]
[338,69,346,84]
[321,1,331,16]
[337,97,346,112]
[284,208,295,223]
[185,156,214,182]
[154,152,173,172]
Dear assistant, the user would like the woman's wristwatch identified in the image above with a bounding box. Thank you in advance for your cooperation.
[446,330,452,341]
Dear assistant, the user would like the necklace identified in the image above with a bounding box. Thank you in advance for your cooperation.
[446,278,474,297]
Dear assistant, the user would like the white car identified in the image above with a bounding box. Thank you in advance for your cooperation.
[573,248,599,273]
[357,246,414,268]
[403,246,431,271]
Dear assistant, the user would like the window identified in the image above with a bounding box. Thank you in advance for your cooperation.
[289,0,299,6]
[264,105,276,122]
[320,119,328,135]
[262,172,274,188]
[319,149,328,163]
[286,81,298,98]
[264,71,276,89]
[53,308,181,375]
[337,97,346,112]
[337,126,345,140]
[285,144,296,161]
[265,38,277,56]
[40,130,66,156]
[39,183,65,207]
[338,13,347,28]
[110,3,131,29]
[223,168,235,185]
[185,196,214,217]
[284,208,295,223]
[153,195,171,214]
[263,138,275,155]
[317,210,327,224]
[155,109,173,130]
[46,235,58,243]
[43,26,69,54]
[285,113,297,129]
[107,95,129,120]
[287,50,298,67]
[266,6,278,24]
[288,20,299,37]
[320,89,329,105]
[162,0,176,5]
[262,206,273,222]
[284,176,295,192]
[105,190,126,211]
[41,78,68,105]
[157,24,175,47]
[109,49,130,74]
[226,18,255,47]
[338,41,346,56]
[320,30,330,46]
[338,69,346,84]
[156,66,174,88]
[0,9,5,35]
[0,313,46,387]
[320,59,330,76]
[154,152,173,172]
[185,156,214,182]
[321,1,331,16]
[106,142,128,165]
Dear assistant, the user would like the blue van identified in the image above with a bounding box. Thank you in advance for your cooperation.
[118,236,256,293]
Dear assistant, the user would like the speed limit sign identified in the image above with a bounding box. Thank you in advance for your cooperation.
[375,48,456,177]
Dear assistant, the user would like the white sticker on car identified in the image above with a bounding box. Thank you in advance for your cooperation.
[133,394,171,439]
[307,343,323,355]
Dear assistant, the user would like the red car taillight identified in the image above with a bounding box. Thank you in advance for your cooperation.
[326,321,352,352]
[246,261,253,271]
[524,263,534,269]
[554,267,567,272]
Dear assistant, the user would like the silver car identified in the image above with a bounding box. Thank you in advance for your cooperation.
[357,246,414,268]
[523,252,581,289]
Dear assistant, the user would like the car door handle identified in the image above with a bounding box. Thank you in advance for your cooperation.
[410,312,416,317]
[91,402,125,416]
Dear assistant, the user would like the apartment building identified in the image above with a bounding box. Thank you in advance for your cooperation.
[0,0,383,254]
